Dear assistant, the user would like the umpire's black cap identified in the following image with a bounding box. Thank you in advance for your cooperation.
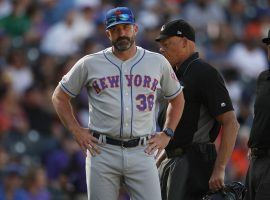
[155,19,195,42]
[262,29,270,44]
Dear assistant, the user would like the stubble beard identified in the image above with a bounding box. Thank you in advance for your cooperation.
[112,36,135,52]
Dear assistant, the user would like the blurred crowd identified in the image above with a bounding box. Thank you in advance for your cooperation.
[0,0,269,199]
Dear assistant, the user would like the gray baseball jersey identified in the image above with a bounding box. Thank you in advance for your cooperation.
[60,46,182,139]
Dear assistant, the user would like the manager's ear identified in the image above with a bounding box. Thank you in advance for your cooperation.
[133,24,139,35]
[105,29,111,40]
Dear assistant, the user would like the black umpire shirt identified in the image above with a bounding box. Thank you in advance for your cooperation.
[248,70,270,149]
[166,52,234,151]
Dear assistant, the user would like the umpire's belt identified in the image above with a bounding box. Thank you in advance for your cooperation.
[92,132,149,148]
[251,148,270,158]
[166,147,186,158]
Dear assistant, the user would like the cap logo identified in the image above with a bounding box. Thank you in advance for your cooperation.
[115,10,122,16]
[177,30,182,35]
[105,7,135,29]
[161,25,165,31]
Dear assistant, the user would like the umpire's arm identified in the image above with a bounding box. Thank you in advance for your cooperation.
[163,92,185,134]
[145,92,185,158]
[209,110,239,191]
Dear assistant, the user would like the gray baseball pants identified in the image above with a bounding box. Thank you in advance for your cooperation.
[86,139,162,200]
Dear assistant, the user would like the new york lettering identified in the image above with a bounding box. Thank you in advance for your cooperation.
[92,75,158,94]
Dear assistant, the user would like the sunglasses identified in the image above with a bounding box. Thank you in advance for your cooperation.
[107,14,132,25]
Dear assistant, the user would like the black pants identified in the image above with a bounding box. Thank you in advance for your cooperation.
[244,155,270,200]
[159,143,217,200]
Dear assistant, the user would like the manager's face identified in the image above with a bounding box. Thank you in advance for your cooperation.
[106,24,138,51]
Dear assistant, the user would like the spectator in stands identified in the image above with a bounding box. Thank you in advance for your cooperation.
[0,164,28,200]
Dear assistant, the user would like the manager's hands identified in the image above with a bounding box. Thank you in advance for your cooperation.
[73,128,100,157]
[145,132,171,159]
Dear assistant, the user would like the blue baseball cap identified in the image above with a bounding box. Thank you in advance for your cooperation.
[105,7,135,30]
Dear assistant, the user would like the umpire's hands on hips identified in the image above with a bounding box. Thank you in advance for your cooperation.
[145,132,171,159]
[73,128,100,157]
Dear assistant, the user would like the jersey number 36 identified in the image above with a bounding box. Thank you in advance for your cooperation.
[136,94,154,111]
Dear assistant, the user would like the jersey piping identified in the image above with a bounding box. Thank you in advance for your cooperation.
[102,49,146,138]
[60,82,77,97]
[103,51,124,138]
[130,49,146,138]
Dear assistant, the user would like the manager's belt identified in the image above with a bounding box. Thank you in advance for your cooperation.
[251,148,270,158]
[92,132,149,148]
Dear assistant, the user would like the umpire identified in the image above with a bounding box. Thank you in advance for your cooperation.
[155,19,240,200]
[244,29,270,200]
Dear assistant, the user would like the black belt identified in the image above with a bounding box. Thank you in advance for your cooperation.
[165,143,215,158]
[92,132,148,148]
[251,148,270,158]
[166,147,186,158]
